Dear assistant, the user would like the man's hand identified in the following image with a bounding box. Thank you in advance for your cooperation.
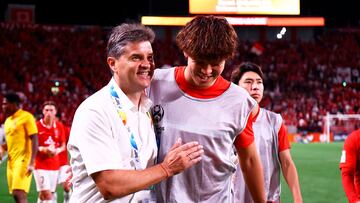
[39,146,57,157]
[65,166,73,187]
[26,164,34,176]
[0,146,3,161]
[160,138,204,177]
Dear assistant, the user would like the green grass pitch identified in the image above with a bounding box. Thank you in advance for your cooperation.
[280,142,347,203]
[0,160,64,203]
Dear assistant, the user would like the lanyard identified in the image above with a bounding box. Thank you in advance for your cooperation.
[110,85,142,170]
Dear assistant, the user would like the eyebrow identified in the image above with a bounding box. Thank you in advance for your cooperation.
[130,53,143,57]
[244,78,262,81]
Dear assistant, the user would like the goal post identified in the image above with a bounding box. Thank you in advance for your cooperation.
[324,113,360,143]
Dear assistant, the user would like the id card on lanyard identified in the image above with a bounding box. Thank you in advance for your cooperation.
[110,85,143,170]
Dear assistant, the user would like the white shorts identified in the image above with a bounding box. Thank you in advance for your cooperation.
[34,169,59,192]
[58,165,71,184]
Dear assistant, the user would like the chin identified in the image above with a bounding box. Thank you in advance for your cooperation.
[198,84,211,89]
[141,81,151,88]
[195,80,211,88]
[253,98,262,103]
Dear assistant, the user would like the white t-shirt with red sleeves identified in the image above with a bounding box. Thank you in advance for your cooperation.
[233,108,291,203]
[148,67,256,203]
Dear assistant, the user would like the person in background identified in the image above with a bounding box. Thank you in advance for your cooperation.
[34,100,66,203]
[231,62,302,203]
[0,92,38,203]
[67,23,204,202]
[57,124,71,203]
[148,16,265,202]
[340,128,360,203]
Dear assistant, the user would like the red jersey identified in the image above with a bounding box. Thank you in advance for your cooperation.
[59,125,70,166]
[35,119,66,170]
[340,129,360,203]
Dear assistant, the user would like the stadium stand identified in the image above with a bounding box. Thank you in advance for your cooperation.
[0,22,359,135]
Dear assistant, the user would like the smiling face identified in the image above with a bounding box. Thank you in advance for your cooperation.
[107,41,154,94]
[184,55,226,89]
[238,71,264,103]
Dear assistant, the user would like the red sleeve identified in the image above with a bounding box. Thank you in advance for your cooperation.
[340,133,360,203]
[278,122,291,152]
[234,113,254,149]
[65,126,71,144]
[57,121,66,145]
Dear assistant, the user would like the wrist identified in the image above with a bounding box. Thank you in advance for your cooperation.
[55,148,62,155]
[28,163,35,170]
[38,146,45,152]
[159,163,172,178]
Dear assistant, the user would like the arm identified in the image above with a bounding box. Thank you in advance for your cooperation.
[56,142,66,155]
[279,150,302,203]
[56,122,67,155]
[234,104,265,203]
[92,165,167,200]
[236,142,265,203]
[340,133,359,203]
[277,122,302,203]
[0,143,6,160]
[91,139,204,200]
[27,133,38,175]
[341,167,360,203]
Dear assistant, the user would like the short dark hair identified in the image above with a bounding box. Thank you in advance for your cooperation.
[4,93,21,105]
[107,23,155,58]
[230,62,264,84]
[176,15,238,62]
[42,100,56,110]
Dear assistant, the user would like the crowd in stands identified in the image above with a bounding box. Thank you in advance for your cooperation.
[0,23,359,134]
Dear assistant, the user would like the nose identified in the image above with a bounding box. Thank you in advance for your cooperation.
[141,62,150,68]
[251,83,259,90]
[141,59,153,69]
[200,64,213,75]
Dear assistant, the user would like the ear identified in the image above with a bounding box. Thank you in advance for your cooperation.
[183,52,188,58]
[107,57,117,72]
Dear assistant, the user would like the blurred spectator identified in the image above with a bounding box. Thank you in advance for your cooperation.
[0,23,359,136]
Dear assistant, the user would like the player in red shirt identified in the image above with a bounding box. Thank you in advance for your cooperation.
[340,129,360,203]
[34,101,66,202]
